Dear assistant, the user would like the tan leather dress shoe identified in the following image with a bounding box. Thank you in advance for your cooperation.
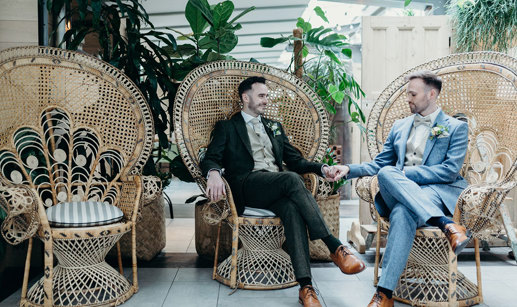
[367,292,394,307]
[330,245,366,274]
[298,285,322,307]
[444,223,471,255]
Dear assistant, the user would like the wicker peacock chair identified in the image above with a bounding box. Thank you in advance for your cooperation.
[355,51,517,306]
[0,46,155,306]
[173,60,330,289]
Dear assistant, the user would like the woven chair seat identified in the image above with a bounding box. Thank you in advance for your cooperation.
[355,51,517,306]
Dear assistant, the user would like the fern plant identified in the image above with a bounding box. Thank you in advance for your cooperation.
[447,0,517,53]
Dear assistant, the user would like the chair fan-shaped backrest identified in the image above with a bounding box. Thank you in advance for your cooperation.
[0,46,154,208]
[173,61,329,184]
[367,52,517,184]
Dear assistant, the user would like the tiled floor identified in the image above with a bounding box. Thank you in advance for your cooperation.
[1,179,516,306]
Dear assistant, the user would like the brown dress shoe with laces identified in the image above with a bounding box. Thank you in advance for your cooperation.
[298,285,322,307]
[330,245,366,274]
[444,223,471,255]
[367,292,394,307]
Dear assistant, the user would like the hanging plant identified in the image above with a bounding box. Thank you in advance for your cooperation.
[447,0,517,52]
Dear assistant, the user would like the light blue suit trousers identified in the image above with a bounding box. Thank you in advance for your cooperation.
[348,111,469,290]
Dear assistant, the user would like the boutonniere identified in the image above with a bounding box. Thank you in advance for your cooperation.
[266,122,281,137]
[430,125,449,140]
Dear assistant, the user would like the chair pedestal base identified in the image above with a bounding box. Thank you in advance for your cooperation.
[23,263,134,307]
[22,231,135,306]
[391,230,482,307]
[215,222,297,290]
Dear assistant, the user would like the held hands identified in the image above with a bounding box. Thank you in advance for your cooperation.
[323,165,349,182]
[206,170,226,202]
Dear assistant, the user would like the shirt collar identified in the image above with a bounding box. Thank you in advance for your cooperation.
[416,107,441,125]
[241,110,261,124]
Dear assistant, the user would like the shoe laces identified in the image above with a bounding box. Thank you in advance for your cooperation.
[303,286,320,299]
[337,245,352,257]
[444,224,461,237]
[372,292,383,303]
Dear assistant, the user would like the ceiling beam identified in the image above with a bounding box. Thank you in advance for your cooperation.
[319,0,447,13]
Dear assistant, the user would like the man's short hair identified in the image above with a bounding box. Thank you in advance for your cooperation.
[238,76,266,100]
[406,70,442,94]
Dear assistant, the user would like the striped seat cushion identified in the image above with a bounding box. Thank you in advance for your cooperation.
[46,201,124,227]
[242,207,277,218]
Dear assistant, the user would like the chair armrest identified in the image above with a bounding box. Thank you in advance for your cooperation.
[355,175,379,204]
[355,176,381,222]
[454,179,517,238]
[195,176,235,226]
[142,175,162,207]
[302,173,318,197]
[0,181,40,245]
[119,175,143,223]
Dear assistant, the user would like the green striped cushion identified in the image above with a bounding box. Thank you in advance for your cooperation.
[46,201,123,227]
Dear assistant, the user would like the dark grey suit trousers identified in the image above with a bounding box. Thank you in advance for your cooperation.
[242,170,331,279]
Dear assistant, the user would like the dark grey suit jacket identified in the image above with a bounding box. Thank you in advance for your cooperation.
[200,112,324,214]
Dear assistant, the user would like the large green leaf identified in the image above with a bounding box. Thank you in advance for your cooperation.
[314,6,329,23]
[91,0,102,26]
[189,0,214,26]
[165,44,197,58]
[328,84,344,103]
[228,6,256,24]
[302,45,309,57]
[199,32,238,53]
[260,36,291,48]
[185,0,209,39]
[296,17,312,33]
[213,1,234,29]
[324,50,341,64]
[305,28,348,52]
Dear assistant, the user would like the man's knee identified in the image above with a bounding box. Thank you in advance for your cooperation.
[377,165,400,185]
[389,205,417,225]
[281,171,305,189]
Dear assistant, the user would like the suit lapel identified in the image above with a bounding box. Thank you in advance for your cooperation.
[261,117,282,163]
[232,112,253,157]
[397,116,414,167]
[422,110,447,164]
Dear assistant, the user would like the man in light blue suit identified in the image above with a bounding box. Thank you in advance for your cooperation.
[328,71,471,307]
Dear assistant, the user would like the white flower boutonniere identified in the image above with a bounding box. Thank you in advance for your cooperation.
[430,125,449,140]
[266,122,281,137]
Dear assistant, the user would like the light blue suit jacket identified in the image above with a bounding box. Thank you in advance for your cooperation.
[348,110,469,215]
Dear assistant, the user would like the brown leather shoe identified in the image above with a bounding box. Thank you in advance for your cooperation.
[367,292,394,307]
[330,245,366,274]
[444,223,472,255]
[298,285,322,307]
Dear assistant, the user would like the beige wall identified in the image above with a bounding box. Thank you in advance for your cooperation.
[0,0,38,51]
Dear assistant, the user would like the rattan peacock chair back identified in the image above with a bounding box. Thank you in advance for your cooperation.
[173,60,329,191]
[0,46,154,216]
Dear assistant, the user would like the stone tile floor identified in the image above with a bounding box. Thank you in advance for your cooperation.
[1,179,516,306]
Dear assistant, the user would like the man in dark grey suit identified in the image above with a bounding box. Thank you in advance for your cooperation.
[201,76,365,307]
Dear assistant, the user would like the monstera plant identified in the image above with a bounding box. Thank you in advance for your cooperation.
[261,6,365,195]
[260,6,365,133]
